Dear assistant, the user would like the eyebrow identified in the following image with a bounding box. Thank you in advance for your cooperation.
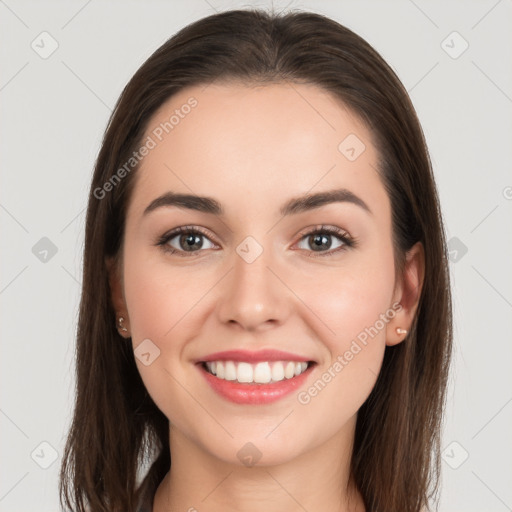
[143,188,372,217]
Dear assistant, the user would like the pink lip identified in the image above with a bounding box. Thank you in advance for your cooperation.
[197,349,313,364]
[196,361,315,405]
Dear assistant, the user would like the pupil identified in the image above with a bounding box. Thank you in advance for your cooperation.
[181,233,202,251]
[311,234,330,250]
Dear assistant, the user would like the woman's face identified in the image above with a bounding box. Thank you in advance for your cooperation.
[110,81,421,466]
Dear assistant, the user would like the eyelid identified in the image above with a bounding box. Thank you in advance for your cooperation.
[160,225,217,240]
[295,224,352,240]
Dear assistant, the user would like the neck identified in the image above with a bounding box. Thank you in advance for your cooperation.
[153,417,365,512]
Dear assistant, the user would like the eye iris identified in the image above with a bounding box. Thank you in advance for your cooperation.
[310,233,331,251]
[180,233,202,251]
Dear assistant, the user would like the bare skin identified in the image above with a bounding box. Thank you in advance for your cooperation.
[108,81,424,512]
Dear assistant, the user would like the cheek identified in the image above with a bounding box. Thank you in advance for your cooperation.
[292,269,394,434]
[123,248,206,341]
[121,248,218,416]
[290,248,395,408]
[314,276,390,342]
[122,262,196,426]
[297,251,396,352]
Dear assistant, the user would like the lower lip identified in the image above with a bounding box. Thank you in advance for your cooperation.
[198,363,314,405]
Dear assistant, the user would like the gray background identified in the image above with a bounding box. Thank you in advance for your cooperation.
[1,0,511,510]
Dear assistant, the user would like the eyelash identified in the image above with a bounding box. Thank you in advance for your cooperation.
[155,224,356,258]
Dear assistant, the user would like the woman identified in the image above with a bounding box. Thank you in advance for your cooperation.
[60,8,452,512]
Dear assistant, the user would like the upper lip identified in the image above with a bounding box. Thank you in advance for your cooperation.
[196,349,315,364]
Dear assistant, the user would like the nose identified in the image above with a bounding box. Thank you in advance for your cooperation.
[216,245,291,332]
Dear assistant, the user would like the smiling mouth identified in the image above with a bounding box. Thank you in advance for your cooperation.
[201,360,314,384]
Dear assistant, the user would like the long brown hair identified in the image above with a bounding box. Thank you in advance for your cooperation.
[59,8,452,512]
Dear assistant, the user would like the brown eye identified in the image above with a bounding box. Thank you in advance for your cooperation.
[296,226,354,256]
[157,226,217,255]
[175,232,205,251]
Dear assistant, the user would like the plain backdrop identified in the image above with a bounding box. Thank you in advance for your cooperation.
[1,0,511,510]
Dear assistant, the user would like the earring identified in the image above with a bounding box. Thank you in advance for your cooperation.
[118,316,128,333]
[396,327,408,335]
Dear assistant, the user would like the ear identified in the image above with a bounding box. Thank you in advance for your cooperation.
[386,241,425,346]
[106,255,131,337]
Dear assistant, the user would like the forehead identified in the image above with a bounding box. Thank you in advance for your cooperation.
[127,81,388,221]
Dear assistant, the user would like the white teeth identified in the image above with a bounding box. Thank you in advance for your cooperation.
[225,361,237,381]
[216,361,225,379]
[253,362,272,383]
[206,361,216,375]
[204,360,310,384]
[271,361,285,381]
[284,361,295,379]
[237,362,253,383]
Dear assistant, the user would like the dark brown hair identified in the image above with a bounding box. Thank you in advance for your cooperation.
[60,7,452,512]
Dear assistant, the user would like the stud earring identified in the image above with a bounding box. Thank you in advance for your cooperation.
[396,327,408,335]
[118,316,128,333]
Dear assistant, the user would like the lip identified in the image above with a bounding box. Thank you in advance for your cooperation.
[196,349,314,364]
[196,358,316,405]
